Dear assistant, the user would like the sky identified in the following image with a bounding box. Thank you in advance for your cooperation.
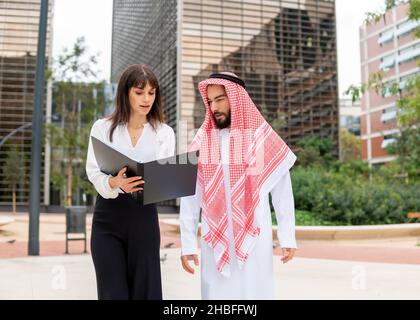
[52,0,113,81]
[335,0,386,97]
[52,0,387,97]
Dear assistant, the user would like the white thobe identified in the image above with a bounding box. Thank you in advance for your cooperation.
[180,128,297,300]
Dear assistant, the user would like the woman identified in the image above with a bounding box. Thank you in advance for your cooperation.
[86,64,175,300]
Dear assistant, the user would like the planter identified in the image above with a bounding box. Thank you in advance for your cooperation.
[161,218,420,240]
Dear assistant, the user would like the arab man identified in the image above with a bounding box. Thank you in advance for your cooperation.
[179,72,297,299]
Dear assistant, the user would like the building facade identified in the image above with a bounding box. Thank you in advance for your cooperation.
[112,0,339,155]
[359,2,420,166]
[339,98,361,137]
[0,0,54,206]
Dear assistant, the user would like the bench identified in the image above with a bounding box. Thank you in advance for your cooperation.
[0,217,14,228]
[407,213,420,246]
[407,212,420,220]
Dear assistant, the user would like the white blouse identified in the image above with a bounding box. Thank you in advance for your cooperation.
[86,118,176,199]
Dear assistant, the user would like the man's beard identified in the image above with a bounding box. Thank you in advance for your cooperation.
[213,112,231,129]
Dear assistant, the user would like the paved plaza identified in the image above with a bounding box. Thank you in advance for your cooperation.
[0,212,419,300]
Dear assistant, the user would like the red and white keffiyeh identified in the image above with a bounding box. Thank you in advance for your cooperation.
[188,73,296,276]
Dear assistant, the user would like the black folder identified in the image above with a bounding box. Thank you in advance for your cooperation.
[91,136,198,205]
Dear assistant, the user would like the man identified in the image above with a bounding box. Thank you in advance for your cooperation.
[179,72,297,299]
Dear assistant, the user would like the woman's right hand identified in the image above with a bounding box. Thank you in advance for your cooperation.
[108,167,144,193]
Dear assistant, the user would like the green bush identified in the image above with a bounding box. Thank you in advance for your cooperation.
[289,166,420,225]
[287,166,324,213]
[271,210,336,226]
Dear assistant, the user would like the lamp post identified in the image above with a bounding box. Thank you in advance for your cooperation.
[28,0,49,256]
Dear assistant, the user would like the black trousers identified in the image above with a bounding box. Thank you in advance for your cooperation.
[91,194,162,300]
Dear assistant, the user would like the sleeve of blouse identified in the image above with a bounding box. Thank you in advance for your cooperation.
[85,120,120,199]
[165,126,176,157]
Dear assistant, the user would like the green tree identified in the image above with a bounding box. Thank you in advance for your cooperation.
[409,0,420,38]
[346,0,420,181]
[296,136,335,168]
[260,104,287,135]
[386,127,420,181]
[47,37,106,206]
[363,0,405,25]
[339,128,362,161]
[2,146,23,214]
[386,0,399,10]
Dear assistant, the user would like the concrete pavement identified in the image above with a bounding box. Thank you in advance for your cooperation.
[1,212,420,299]
[1,248,420,300]
[1,212,420,265]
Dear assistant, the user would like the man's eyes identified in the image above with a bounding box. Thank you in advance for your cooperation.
[208,98,224,104]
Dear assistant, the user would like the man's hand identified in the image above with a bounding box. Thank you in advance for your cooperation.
[281,248,296,264]
[181,255,199,274]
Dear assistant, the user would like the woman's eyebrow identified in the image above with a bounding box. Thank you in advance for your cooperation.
[134,86,156,91]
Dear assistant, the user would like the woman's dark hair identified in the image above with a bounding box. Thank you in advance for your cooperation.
[108,64,165,142]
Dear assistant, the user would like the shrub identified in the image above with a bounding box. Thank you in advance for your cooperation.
[289,167,420,225]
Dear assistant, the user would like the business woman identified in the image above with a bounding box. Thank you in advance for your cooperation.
[86,64,175,300]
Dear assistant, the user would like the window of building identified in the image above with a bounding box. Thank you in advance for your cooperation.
[380,53,396,71]
[381,106,397,124]
[397,42,420,64]
[396,19,420,38]
[381,134,397,149]
[378,28,394,46]
[399,71,420,90]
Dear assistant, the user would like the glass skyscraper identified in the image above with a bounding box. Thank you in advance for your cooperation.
[111,0,339,155]
[0,0,54,206]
